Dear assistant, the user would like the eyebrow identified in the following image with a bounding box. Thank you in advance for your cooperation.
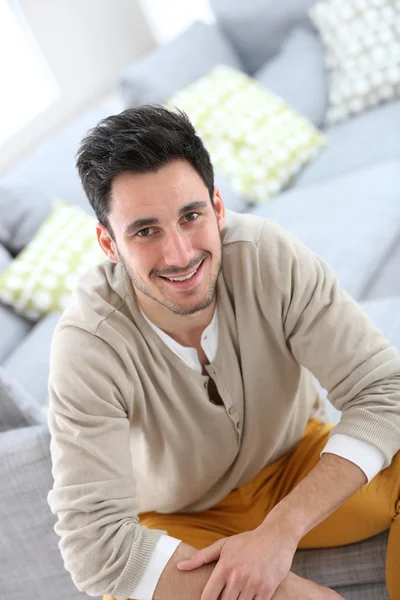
[123,200,208,236]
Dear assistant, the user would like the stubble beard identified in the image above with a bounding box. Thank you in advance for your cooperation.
[117,248,222,316]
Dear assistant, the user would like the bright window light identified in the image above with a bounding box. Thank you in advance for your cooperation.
[0,0,58,144]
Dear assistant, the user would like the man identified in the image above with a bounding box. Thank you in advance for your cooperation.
[47,106,400,600]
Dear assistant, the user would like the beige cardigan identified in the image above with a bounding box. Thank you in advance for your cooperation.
[47,211,400,598]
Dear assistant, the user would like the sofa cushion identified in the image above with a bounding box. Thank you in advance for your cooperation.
[296,99,400,186]
[248,160,400,300]
[0,367,46,431]
[255,27,328,127]
[210,0,318,74]
[3,312,61,407]
[118,20,243,108]
[0,244,34,363]
[0,424,99,599]
[0,202,103,321]
[310,0,400,125]
[0,99,118,255]
[0,304,33,364]
[0,243,12,273]
[168,65,326,203]
[0,185,52,256]
[215,170,250,213]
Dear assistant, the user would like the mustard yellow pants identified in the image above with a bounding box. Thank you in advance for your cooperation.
[105,419,400,599]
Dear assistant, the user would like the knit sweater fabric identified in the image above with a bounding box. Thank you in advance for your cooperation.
[47,211,400,598]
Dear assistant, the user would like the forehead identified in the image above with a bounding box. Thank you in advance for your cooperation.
[109,159,208,222]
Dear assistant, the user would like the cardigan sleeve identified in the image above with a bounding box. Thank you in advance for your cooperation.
[47,323,165,598]
[258,220,400,467]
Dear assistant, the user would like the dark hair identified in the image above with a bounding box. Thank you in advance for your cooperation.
[76,105,214,236]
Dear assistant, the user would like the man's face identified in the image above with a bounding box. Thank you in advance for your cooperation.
[99,159,225,316]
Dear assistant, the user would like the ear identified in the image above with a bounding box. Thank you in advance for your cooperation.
[96,223,120,264]
[213,186,225,230]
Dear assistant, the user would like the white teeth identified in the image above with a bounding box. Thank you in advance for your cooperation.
[168,268,197,282]
[166,262,201,282]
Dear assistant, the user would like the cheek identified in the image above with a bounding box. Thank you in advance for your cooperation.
[132,244,161,278]
[195,221,221,250]
[118,242,148,275]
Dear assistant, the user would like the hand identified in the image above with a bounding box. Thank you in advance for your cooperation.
[177,521,299,600]
[272,572,344,599]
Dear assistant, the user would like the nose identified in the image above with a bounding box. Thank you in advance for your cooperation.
[162,230,195,268]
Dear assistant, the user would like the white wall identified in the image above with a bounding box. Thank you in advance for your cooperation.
[138,0,214,44]
[0,0,155,174]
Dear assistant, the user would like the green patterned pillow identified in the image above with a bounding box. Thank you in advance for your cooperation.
[0,201,104,321]
[166,65,327,203]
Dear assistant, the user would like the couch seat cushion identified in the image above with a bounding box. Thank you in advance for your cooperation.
[248,160,400,300]
[293,530,388,595]
[296,100,400,186]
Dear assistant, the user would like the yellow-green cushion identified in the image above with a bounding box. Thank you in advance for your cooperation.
[166,65,327,203]
[0,201,104,321]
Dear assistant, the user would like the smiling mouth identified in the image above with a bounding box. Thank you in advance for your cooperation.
[161,260,203,282]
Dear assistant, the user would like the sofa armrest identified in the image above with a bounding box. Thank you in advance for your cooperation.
[0,424,101,599]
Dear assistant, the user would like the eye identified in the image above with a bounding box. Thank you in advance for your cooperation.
[183,212,199,223]
[136,227,156,237]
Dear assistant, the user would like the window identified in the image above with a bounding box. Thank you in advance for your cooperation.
[0,0,58,144]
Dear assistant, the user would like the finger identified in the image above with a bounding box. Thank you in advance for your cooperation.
[219,580,241,600]
[177,541,223,571]
[238,590,257,600]
[220,588,240,600]
[201,571,226,600]
[218,588,239,600]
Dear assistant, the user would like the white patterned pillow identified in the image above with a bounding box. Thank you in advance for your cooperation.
[0,201,104,321]
[166,65,327,203]
[310,0,400,123]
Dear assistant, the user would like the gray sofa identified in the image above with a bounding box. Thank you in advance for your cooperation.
[1,0,400,598]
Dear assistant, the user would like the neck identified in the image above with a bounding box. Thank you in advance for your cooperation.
[136,293,216,348]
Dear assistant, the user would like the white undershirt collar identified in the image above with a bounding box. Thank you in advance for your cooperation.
[140,306,219,373]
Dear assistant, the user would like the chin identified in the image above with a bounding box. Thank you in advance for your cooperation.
[170,293,215,316]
